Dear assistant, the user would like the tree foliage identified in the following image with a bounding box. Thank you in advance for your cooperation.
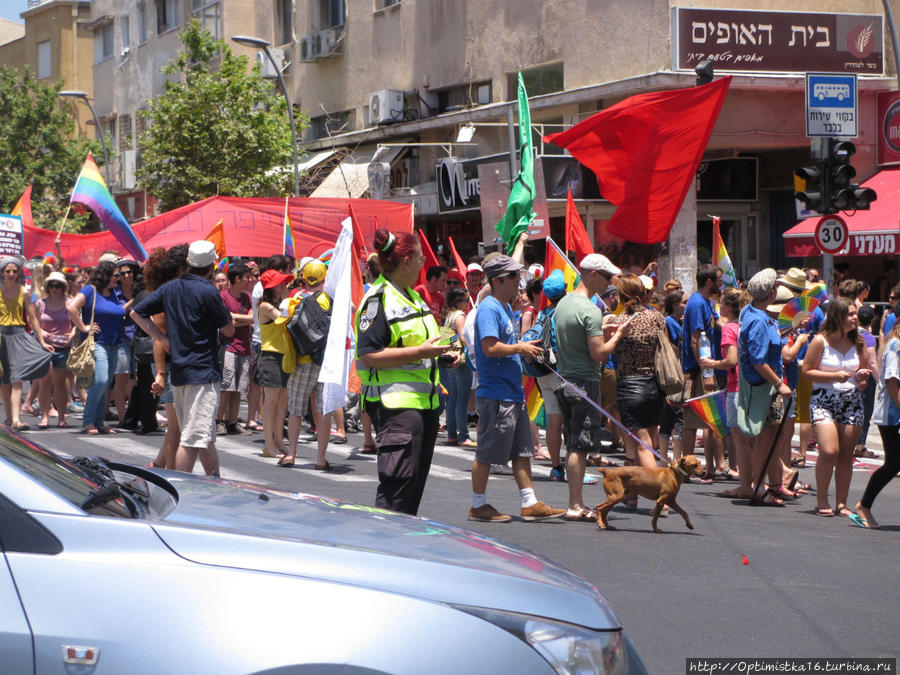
[138,20,303,210]
[0,66,100,231]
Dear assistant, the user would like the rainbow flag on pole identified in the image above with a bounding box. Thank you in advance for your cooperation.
[711,216,737,287]
[540,237,580,310]
[685,389,729,438]
[71,154,147,261]
[282,197,295,258]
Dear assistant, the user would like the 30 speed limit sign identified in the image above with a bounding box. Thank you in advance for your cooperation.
[814,215,848,254]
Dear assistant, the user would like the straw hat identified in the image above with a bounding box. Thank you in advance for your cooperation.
[42,271,69,292]
[778,267,811,292]
[766,285,794,313]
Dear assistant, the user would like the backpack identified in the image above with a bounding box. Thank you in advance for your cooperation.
[520,307,558,377]
[287,291,332,365]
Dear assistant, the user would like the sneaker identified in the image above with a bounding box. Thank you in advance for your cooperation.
[490,463,513,475]
[67,402,84,414]
[521,502,567,521]
[215,421,227,436]
[583,473,599,485]
[549,466,566,482]
[468,504,512,522]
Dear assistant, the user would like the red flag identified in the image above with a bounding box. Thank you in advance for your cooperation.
[416,229,440,287]
[447,235,467,276]
[10,184,34,228]
[564,190,593,264]
[545,77,731,244]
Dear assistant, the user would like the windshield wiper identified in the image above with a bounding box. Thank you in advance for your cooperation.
[72,456,150,516]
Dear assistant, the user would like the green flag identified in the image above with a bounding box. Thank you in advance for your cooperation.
[495,72,536,254]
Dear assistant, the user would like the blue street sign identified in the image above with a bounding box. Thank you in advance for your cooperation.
[806,73,857,137]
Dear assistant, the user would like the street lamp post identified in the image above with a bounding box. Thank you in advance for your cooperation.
[231,35,299,197]
[59,90,111,185]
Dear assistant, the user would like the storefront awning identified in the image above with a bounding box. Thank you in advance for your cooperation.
[783,168,900,257]
[310,145,406,198]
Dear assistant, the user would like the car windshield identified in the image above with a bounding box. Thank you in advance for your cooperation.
[0,429,131,518]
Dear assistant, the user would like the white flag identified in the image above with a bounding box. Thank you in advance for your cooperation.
[318,217,355,414]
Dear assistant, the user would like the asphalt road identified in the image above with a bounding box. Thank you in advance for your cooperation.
[24,417,900,673]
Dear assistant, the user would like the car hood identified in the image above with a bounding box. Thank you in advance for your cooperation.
[150,472,620,630]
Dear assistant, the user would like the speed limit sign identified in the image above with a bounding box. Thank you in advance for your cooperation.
[814,215,848,254]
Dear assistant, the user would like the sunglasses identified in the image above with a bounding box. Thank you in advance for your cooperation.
[119,269,134,276]
[48,283,65,290]
[3,269,19,275]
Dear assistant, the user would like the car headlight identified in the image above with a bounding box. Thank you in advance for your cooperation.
[454,605,642,674]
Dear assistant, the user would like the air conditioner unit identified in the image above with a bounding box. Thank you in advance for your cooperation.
[369,89,404,125]
[318,28,339,57]
[256,47,285,78]
[120,150,136,189]
[300,35,317,62]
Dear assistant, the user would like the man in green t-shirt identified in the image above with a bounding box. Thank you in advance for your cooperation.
[554,254,630,521]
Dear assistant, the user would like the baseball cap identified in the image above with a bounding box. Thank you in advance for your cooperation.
[579,254,622,277]
[542,269,566,300]
[187,240,217,267]
[483,255,524,279]
[528,263,545,279]
[300,260,327,287]
[447,269,465,284]
[260,269,294,289]
[98,252,122,265]
[466,262,484,275]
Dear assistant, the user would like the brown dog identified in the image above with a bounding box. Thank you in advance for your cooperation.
[595,456,704,533]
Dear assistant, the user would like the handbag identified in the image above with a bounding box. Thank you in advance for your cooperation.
[132,333,155,365]
[67,290,97,380]
[654,315,685,396]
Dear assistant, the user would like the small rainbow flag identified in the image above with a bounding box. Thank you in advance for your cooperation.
[711,216,737,287]
[802,283,828,303]
[541,237,580,310]
[685,390,729,438]
[523,375,546,428]
[282,197,295,258]
[71,154,147,261]
[216,256,229,273]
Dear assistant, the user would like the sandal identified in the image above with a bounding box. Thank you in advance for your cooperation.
[564,508,596,522]
[459,439,478,449]
[314,460,332,471]
[718,487,753,499]
[751,488,785,507]
[361,444,377,454]
[790,457,807,468]
[276,457,295,467]
[329,434,347,444]
[58,420,70,428]
[835,506,853,517]
[816,506,835,517]
[13,422,30,432]
[96,427,117,435]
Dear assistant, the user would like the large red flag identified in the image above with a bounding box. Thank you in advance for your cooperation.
[205,219,226,259]
[564,190,593,264]
[545,77,731,244]
[447,235,467,276]
[416,229,441,287]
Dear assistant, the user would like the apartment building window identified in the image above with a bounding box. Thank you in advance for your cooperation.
[121,16,130,49]
[191,0,221,40]
[137,3,148,43]
[274,0,293,45]
[118,114,133,152]
[436,81,491,113]
[156,0,180,34]
[509,62,563,98]
[94,24,114,63]
[318,0,344,29]
[374,0,399,10]
[306,109,354,141]
[37,41,51,79]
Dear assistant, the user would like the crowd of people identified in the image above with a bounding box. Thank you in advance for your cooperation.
[0,234,896,529]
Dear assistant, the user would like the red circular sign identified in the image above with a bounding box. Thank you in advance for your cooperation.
[815,215,848,254]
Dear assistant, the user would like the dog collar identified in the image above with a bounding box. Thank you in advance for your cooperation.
[674,466,691,480]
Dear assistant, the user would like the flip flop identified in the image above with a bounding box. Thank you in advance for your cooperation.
[790,457,807,468]
[718,488,753,499]
[96,427,117,435]
[815,507,834,517]
[835,506,854,517]
[848,513,872,529]
[330,434,347,444]
[37,423,49,430]
[361,445,377,454]
[314,460,332,471]
[276,457,295,467]
[58,421,70,428]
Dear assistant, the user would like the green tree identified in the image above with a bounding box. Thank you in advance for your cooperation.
[0,66,101,231]
[138,19,303,210]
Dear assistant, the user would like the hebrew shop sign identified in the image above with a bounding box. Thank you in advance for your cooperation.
[674,8,883,75]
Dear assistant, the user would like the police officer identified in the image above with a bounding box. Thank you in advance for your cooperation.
[355,228,454,515]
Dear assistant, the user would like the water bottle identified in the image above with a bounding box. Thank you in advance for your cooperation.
[699,331,713,379]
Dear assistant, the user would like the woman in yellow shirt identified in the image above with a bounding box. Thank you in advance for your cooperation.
[257,269,294,459]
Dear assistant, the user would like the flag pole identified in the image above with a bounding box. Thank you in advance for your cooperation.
[54,204,72,243]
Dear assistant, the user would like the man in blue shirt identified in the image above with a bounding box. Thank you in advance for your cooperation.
[681,264,722,473]
[469,255,565,523]
[132,240,234,476]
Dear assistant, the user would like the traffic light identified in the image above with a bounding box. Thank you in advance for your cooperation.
[827,139,877,212]
[795,161,827,213]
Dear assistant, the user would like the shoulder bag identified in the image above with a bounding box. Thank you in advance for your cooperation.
[654,313,685,396]
[67,290,97,380]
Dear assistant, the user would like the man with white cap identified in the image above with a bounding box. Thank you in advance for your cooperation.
[466,262,485,299]
[554,253,631,521]
[132,240,235,476]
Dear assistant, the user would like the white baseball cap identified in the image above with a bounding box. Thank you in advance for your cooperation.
[466,263,484,274]
[580,253,622,277]
[187,240,217,267]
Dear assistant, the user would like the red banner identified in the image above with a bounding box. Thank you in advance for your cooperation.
[24,196,413,266]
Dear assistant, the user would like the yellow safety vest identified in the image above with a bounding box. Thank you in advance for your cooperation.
[355,276,440,410]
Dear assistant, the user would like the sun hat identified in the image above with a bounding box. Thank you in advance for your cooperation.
[766,284,795,313]
[778,267,812,292]
[42,271,69,292]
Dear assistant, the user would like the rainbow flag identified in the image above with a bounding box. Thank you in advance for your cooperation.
[216,256,229,274]
[10,184,33,228]
[685,390,729,438]
[523,375,546,428]
[540,237,580,310]
[70,154,147,261]
[711,216,737,287]
[282,197,295,258]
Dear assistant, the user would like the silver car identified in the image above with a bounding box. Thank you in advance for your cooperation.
[0,427,646,674]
